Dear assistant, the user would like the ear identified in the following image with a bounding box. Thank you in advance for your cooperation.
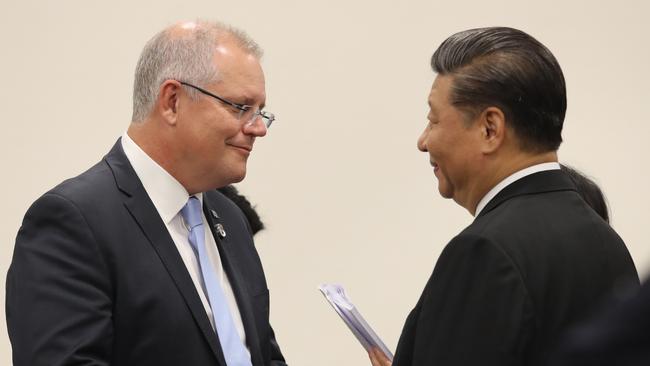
[157,80,182,126]
[478,106,506,154]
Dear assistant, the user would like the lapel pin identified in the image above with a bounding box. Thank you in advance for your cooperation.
[216,223,227,239]
[210,209,219,219]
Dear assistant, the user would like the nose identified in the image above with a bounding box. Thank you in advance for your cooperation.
[243,116,268,137]
[417,128,428,152]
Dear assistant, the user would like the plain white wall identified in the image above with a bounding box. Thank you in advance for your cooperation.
[1,0,649,365]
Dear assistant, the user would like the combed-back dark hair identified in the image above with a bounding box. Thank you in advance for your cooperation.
[431,27,566,152]
[561,164,609,223]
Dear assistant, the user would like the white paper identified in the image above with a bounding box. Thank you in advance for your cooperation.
[319,283,393,360]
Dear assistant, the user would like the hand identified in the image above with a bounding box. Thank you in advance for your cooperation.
[368,347,392,366]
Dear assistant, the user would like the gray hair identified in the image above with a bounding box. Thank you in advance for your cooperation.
[131,20,263,122]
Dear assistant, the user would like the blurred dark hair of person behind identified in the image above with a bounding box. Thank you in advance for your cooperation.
[561,164,609,223]
[218,185,265,235]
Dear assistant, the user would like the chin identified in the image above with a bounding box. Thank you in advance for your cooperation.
[221,159,247,182]
[204,167,246,191]
[230,173,246,184]
[228,166,247,184]
[437,184,454,199]
[438,191,454,199]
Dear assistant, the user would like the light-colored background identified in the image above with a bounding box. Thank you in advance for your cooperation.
[1,1,649,365]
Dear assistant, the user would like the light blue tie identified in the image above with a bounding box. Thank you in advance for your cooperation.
[181,196,252,366]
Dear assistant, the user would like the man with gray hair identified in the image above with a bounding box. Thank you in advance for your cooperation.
[7,20,286,366]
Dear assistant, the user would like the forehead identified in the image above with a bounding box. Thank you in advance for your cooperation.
[428,75,453,110]
[211,40,266,101]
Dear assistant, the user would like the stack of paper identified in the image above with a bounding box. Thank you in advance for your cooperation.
[318,283,393,360]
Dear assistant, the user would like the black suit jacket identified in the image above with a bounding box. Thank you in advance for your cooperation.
[6,140,287,366]
[392,170,638,366]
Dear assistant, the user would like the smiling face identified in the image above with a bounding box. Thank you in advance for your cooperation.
[175,38,268,193]
[417,75,484,207]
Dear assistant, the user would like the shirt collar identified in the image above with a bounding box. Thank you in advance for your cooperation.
[121,132,202,223]
[474,162,561,217]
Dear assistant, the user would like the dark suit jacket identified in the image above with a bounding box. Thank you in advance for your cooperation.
[550,277,650,366]
[6,140,287,366]
[392,170,639,366]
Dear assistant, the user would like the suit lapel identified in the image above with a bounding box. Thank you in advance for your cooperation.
[204,201,264,366]
[104,140,228,366]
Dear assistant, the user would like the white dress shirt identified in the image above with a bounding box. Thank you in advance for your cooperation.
[121,133,249,351]
[474,162,561,216]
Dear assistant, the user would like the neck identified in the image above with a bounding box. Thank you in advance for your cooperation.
[127,121,197,193]
[461,150,558,215]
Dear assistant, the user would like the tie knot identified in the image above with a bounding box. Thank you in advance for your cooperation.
[181,196,203,229]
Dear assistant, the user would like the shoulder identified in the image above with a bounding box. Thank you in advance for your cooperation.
[468,188,610,248]
[471,187,623,248]
[436,233,518,272]
[428,232,530,301]
[45,159,117,207]
[23,160,113,215]
[430,233,526,292]
[425,233,532,308]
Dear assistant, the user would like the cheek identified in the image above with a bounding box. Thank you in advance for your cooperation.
[199,121,238,146]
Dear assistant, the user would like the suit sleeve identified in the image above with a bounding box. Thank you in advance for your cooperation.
[268,324,287,366]
[404,234,534,366]
[6,193,113,366]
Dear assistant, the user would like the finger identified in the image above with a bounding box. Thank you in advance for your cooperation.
[368,348,380,366]
[375,348,392,365]
[370,348,390,366]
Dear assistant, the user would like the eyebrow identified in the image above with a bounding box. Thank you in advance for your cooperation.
[237,94,266,109]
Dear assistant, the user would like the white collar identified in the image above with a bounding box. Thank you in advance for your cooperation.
[121,132,201,223]
[474,162,561,217]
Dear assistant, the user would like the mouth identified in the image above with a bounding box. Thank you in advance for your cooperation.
[228,144,252,154]
[430,161,439,173]
[228,144,253,158]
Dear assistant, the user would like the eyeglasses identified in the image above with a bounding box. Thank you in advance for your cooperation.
[179,81,275,128]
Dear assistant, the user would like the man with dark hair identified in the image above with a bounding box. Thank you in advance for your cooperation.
[7,20,286,366]
[369,27,638,366]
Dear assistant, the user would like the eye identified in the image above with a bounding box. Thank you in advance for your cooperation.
[234,103,252,112]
